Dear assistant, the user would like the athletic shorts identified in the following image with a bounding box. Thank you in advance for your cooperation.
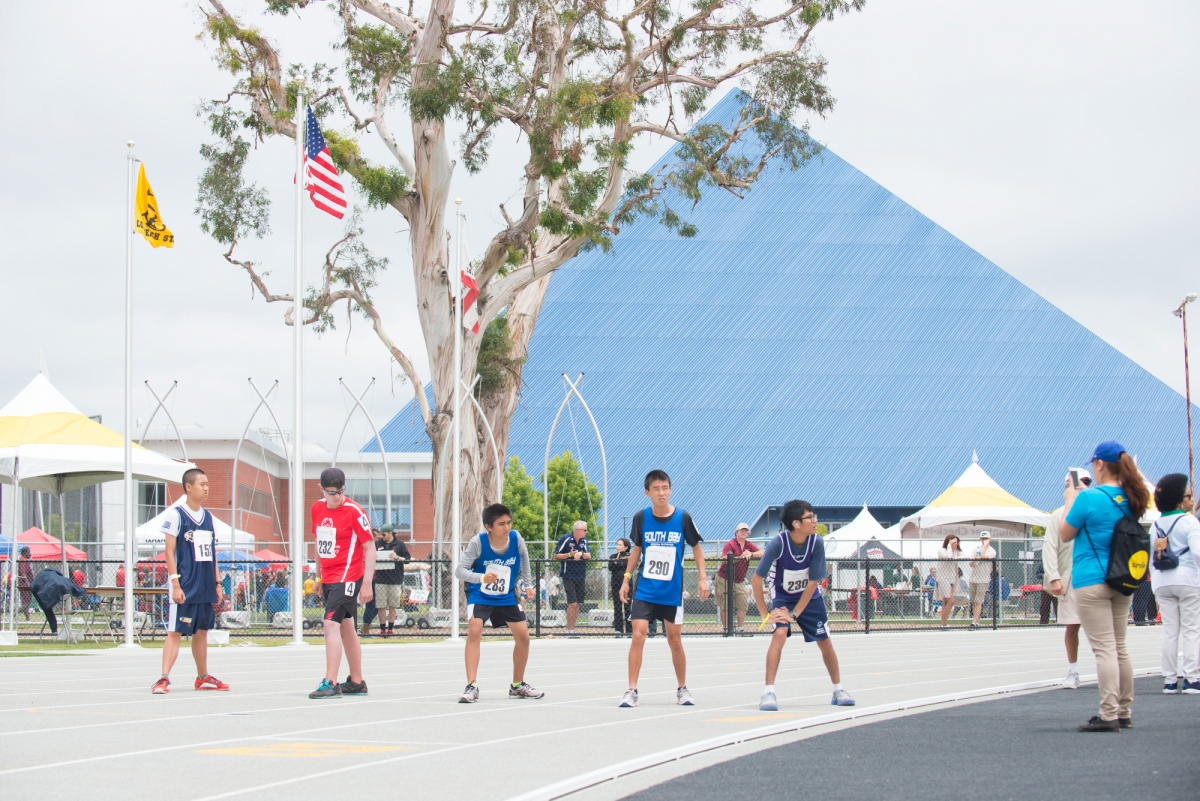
[169,601,215,635]
[563,578,587,605]
[374,582,404,608]
[714,576,749,611]
[323,581,361,624]
[468,603,526,628]
[968,582,989,607]
[1058,587,1080,625]
[630,599,683,626]
[771,596,829,642]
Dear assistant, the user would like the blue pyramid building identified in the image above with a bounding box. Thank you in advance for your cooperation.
[372,90,1197,541]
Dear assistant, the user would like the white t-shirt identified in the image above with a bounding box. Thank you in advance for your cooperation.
[969,545,996,583]
[1149,513,1200,590]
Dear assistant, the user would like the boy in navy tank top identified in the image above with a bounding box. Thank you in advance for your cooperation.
[752,499,855,711]
[151,468,229,695]
[617,470,708,708]
[453,503,544,703]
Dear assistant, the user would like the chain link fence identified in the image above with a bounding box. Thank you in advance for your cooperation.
[2,552,1064,640]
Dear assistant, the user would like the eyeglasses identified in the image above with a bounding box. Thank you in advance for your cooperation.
[801,513,818,522]
[322,487,344,496]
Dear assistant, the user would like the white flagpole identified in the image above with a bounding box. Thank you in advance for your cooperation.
[450,199,464,641]
[122,141,136,647]
[289,98,306,645]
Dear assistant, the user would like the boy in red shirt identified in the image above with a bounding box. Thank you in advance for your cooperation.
[309,467,376,699]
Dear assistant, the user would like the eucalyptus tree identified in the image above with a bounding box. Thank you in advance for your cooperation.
[195,0,864,549]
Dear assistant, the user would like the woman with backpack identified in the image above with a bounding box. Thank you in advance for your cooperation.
[1059,440,1150,732]
[1148,473,1200,694]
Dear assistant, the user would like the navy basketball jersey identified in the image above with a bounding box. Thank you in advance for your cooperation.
[161,505,218,604]
[769,532,824,604]
[634,506,687,606]
[466,531,520,607]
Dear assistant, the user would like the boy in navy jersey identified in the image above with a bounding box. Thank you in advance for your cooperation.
[309,467,376,699]
[454,503,543,703]
[152,469,229,694]
[617,470,709,708]
[752,499,855,711]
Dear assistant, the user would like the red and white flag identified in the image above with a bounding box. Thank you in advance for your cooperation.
[461,268,480,335]
[303,105,347,219]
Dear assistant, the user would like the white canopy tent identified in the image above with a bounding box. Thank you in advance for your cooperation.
[824,506,890,559]
[893,456,1050,535]
[105,496,252,557]
[0,374,193,639]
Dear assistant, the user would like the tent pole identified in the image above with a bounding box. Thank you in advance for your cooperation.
[7,459,20,635]
[59,489,72,640]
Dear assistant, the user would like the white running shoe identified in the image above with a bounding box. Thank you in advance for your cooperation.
[831,688,856,706]
[458,683,480,704]
[618,688,639,708]
[759,690,778,711]
[1063,671,1080,690]
[677,686,695,706]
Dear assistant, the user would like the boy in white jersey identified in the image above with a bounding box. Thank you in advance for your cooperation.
[152,468,229,694]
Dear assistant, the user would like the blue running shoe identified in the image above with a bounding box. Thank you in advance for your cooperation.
[831,688,856,706]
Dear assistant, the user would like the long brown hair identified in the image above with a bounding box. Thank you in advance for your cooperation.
[941,533,961,551]
[1104,453,1150,519]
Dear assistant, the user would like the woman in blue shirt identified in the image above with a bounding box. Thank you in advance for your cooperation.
[1059,440,1150,732]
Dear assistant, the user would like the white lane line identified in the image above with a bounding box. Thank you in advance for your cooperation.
[504,667,1163,801]
[0,652,1084,733]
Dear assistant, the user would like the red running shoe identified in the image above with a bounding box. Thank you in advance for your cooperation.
[151,678,170,694]
[195,674,231,691]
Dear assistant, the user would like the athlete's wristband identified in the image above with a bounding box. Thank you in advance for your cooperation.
[623,572,631,579]
[169,573,181,580]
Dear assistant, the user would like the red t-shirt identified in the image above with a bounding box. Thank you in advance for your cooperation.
[310,498,374,584]
[717,538,762,582]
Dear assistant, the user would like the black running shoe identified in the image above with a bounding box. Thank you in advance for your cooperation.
[1076,715,1119,732]
[340,676,368,696]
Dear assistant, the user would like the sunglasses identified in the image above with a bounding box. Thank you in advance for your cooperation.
[322,487,345,496]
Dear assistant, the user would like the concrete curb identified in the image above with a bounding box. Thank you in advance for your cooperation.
[507,667,1160,801]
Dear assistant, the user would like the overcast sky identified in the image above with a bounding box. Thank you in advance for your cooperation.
[1,1,1196,456]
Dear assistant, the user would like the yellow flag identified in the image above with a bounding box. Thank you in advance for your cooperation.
[134,163,175,248]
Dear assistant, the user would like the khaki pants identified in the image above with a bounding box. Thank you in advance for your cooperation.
[1075,583,1134,721]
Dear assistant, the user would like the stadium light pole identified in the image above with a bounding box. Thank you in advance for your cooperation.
[1174,293,1198,494]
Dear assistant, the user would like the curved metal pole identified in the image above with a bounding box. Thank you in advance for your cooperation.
[138,381,187,462]
[561,373,608,552]
[231,380,285,614]
[333,378,390,525]
[543,374,584,557]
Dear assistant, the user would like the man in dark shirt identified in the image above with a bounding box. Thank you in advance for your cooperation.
[554,521,592,636]
[373,525,411,637]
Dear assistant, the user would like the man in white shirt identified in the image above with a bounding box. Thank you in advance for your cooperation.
[968,533,996,630]
[1044,470,1090,688]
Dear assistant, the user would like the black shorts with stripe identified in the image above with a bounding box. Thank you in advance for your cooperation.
[630,599,683,626]
[468,603,526,628]
[323,581,361,624]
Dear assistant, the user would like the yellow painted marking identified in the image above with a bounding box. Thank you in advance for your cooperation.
[197,743,410,758]
[705,714,812,723]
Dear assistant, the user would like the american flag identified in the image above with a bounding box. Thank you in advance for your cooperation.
[304,106,347,219]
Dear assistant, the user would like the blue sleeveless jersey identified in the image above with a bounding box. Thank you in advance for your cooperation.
[770,532,823,604]
[168,506,218,604]
[634,507,687,606]
[466,531,520,607]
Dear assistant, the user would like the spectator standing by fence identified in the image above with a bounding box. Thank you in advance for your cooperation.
[373,525,411,638]
[967,534,996,630]
[554,521,592,637]
[608,538,632,637]
[935,535,962,628]
[1148,473,1200,694]
[1044,470,1090,688]
[1059,440,1150,732]
[715,523,761,634]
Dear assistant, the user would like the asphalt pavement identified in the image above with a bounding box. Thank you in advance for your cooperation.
[623,676,1200,801]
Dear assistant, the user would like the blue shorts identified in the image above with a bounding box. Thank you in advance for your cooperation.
[169,602,215,635]
[771,596,829,642]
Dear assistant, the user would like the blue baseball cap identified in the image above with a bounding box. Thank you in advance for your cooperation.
[1089,440,1126,463]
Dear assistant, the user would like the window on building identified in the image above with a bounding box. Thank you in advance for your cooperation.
[345,478,413,534]
[237,484,275,518]
[137,482,167,525]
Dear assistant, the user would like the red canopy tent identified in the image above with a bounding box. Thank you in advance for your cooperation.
[0,527,89,561]
[254,548,289,572]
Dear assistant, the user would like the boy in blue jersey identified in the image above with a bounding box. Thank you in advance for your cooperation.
[752,499,854,710]
[617,470,709,707]
[453,503,544,703]
[152,469,229,695]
